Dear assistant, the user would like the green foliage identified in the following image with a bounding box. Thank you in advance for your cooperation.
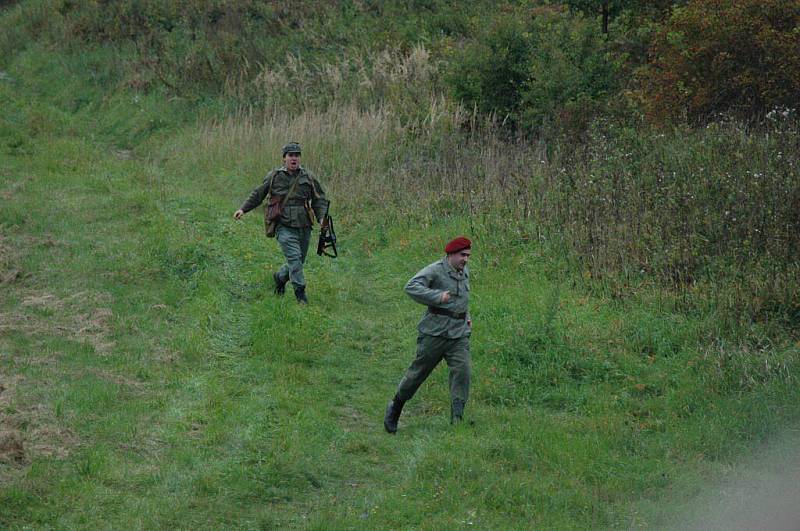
[539,117,800,327]
[640,0,800,122]
[521,10,623,133]
[2,0,485,99]
[566,0,629,33]
[0,85,32,156]
[58,0,285,93]
[447,14,533,122]
[447,8,622,133]
[0,0,66,67]
[565,0,675,33]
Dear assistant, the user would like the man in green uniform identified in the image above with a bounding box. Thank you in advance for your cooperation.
[233,142,329,304]
[384,237,473,433]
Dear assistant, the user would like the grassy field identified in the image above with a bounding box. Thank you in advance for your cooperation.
[1,6,799,525]
[2,95,799,528]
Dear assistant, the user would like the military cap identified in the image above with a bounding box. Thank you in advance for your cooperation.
[282,142,302,156]
[444,236,471,254]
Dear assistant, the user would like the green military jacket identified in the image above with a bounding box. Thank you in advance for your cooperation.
[240,166,329,228]
[405,257,471,339]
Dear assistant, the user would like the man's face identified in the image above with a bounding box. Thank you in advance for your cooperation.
[448,249,471,271]
[284,152,301,171]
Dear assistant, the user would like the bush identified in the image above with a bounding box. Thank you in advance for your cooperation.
[446,14,532,124]
[639,0,800,122]
[520,10,622,134]
[446,7,622,134]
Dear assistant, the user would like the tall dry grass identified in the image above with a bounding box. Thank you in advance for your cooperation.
[180,46,800,331]
[192,106,798,326]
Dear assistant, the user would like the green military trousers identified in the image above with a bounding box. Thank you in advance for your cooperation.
[396,334,471,404]
[275,225,312,289]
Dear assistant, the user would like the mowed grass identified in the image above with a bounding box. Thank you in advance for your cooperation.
[2,122,799,528]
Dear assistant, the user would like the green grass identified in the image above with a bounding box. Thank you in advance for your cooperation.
[1,20,799,527]
[2,119,798,528]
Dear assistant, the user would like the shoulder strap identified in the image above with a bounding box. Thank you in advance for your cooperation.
[279,173,300,208]
[268,171,300,208]
[287,173,300,196]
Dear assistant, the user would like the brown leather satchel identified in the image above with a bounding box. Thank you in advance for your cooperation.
[263,174,300,238]
[264,196,282,238]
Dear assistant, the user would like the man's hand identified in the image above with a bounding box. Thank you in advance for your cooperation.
[439,291,451,304]
[233,209,244,220]
[467,318,472,328]
[320,218,329,231]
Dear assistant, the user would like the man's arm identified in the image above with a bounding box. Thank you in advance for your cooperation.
[309,174,329,223]
[233,173,273,219]
[404,265,448,306]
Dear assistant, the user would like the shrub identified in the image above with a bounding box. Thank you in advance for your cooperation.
[446,14,532,124]
[565,0,675,33]
[446,8,622,134]
[520,10,622,134]
[639,0,800,122]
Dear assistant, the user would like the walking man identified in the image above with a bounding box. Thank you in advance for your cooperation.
[233,142,329,304]
[384,237,473,433]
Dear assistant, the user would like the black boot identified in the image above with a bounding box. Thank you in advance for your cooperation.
[384,395,405,434]
[294,285,308,304]
[273,272,287,295]
[451,399,465,425]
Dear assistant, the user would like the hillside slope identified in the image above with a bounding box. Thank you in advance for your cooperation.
[2,1,799,528]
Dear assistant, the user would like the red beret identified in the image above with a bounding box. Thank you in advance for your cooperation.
[444,236,472,254]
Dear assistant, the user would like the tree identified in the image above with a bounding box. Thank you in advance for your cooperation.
[640,0,800,122]
[566,0,675,34]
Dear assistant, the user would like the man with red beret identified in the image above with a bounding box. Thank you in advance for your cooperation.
[384,236,473,433]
